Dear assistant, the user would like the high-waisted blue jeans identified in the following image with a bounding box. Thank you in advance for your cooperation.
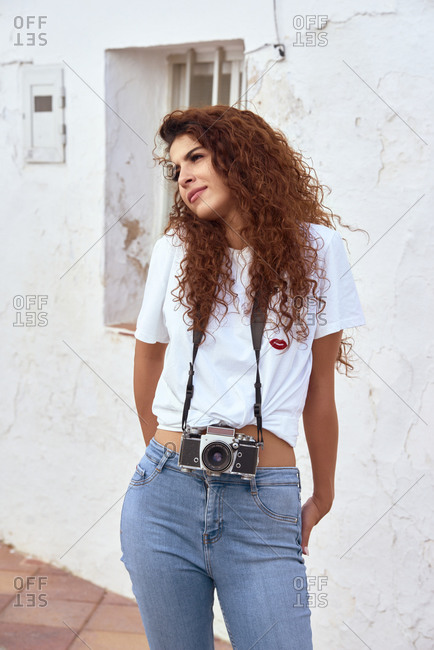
[120,436,313,650]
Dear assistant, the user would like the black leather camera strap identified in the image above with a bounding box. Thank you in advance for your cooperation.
[181,294,267,446]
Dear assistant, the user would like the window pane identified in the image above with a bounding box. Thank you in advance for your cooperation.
[193,62,213,75]
[218,74,231,105]
[190,75,213,107]
[171,63,185,110]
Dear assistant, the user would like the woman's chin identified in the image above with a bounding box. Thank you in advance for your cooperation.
[193,210,221,222]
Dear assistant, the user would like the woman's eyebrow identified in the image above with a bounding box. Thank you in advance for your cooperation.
[171,146,203,168]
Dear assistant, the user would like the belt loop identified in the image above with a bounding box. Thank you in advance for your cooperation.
[162,441,177,459]
[250,475,258,496]
[156,446,175,472]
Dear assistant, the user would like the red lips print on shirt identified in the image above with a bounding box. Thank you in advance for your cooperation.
[270,338,288,350]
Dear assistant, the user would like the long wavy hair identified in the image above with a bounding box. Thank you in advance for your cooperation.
[153,105,367,375]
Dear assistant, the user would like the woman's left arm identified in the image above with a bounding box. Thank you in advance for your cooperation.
[300,329,343,554]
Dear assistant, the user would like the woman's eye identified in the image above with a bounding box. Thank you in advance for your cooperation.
[167,153,204,182]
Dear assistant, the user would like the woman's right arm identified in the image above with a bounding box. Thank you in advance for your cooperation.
[133,339,168,445]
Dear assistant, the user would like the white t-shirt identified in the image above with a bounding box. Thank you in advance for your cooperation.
[134,223,366,447]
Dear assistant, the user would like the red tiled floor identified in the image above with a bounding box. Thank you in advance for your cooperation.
[0,545,46,572]
[0,594,14,613]
[27,573,105,602]
[0,571,24,596]
[0,621,76,650]
[85,603,146,633]
[0,541,232,648]
[100,590,137,606]
[68,628,151,650]
[0,597,96,628]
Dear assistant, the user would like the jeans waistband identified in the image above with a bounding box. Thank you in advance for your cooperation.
[145,436,301,485]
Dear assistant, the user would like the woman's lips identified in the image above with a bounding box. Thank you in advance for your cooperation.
[190,188,206,203]
[270,338,288,350]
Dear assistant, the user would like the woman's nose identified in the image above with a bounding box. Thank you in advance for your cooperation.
[178,167,195,187]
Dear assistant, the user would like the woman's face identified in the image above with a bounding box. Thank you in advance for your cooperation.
[169,133,240,228]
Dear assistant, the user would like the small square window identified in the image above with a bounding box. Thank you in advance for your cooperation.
[34,95,53,112]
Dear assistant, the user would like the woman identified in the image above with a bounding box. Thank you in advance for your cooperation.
[120,105,366,650]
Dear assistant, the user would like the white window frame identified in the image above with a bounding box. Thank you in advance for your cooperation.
[167,46,245,110]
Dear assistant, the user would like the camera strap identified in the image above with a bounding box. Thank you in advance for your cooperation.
[181,293,267,446]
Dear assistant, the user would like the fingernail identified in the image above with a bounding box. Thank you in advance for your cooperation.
[303,546,309,556]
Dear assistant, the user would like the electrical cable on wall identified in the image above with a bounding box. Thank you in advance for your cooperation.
[244,0,286,59]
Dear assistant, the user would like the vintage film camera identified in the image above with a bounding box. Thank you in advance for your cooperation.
[178,424,260,479]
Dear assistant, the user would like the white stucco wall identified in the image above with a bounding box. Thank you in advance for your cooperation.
[1,1,433,647]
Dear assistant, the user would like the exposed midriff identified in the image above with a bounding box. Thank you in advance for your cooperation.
[154,424,296,467]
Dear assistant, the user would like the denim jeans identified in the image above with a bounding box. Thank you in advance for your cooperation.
[120,436,313,650]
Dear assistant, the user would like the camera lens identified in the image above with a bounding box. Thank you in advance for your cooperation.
[202,442,232,472]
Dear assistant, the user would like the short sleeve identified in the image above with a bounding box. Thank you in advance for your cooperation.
[314,230,366,339]
[134,236,173,344]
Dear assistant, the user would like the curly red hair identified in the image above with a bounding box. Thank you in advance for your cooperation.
[153,105,367,374]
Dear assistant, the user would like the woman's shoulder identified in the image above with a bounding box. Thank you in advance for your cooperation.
[304,222,340,258]
[305,222,336,246]
[154,229,183,254]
